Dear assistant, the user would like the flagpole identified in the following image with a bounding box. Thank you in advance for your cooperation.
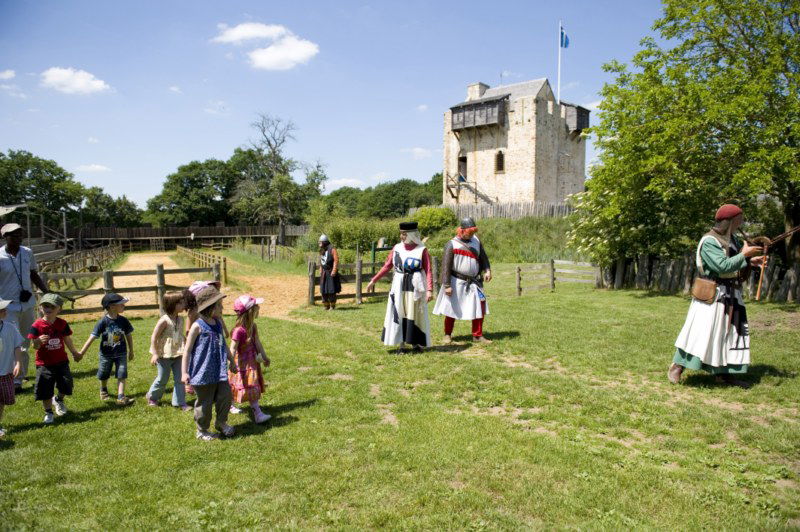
[557,20,562,104]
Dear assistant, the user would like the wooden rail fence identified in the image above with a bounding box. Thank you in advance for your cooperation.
[39,263,220,316]
[514,260,599,295]
[306,257,442,305]
[176,246,228,284]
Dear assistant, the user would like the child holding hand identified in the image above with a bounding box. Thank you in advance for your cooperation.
[182,286,237,441]
[146,292,190,410]
[229,295,270,424]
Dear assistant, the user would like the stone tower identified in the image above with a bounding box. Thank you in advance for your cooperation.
[443,78,589,205]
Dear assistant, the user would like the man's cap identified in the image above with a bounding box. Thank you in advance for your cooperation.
[1,223,23,237]
[459,217,477,229]
[399,221,418,231]
[195,285,226,312]
[715,204,743,221]
[40,293,65,307]
[101,293,130,309]
[0,299,11,310]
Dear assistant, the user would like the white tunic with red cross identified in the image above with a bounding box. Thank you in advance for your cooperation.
[432,236,488,320]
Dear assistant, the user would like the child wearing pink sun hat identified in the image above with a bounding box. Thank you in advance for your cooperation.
[228,295,271,424]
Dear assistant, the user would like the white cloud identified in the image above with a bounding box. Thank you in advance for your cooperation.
[248,35,319,70]
[0,84,26,98]
[168,85,182,94]
[204,100,229,115]
[87,136,99,144]
[585,100,602,111]
[212,22,288,44]
[40,67,111,94]
[416,104,428,112]
[325,178,366,191]
[0,70,15,80]
[402,147,433,160]
[75,164,110,172]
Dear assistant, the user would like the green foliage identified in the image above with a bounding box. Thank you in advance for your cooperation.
[81,187,143,228]
[411,206,457,235]
[321,217,399,252]
[570,0,800,266]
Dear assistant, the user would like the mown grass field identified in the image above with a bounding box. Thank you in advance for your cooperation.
[1,262,798,529]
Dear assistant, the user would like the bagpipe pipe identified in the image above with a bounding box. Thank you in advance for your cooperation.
[741,225,800,301]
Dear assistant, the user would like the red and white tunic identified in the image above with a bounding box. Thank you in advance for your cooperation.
[433,236,489,320]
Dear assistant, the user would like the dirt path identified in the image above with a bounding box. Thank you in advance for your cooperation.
[73,252,308,320]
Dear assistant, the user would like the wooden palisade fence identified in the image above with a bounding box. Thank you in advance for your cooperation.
[176,246,228,284]
[307,256,441,305]
[598,254,800,303]
[40,262,220,316]
[232,237,307,263]
[409,202,573,220]
[515,259,599,295]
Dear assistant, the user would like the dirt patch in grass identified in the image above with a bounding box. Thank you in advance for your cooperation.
[328,373,353,381]
[369,384,380,397]
[749,310,800,332]
[377,403,398,426]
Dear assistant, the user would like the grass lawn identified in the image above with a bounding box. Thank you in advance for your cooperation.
[1,264,798,529]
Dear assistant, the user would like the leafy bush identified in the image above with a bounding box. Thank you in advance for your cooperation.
[320,217,400,252]
[412,207,457,236]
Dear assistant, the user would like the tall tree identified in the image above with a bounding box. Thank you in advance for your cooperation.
[570,0,800,267]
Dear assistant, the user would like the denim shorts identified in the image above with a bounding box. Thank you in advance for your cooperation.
[97,355,128,380]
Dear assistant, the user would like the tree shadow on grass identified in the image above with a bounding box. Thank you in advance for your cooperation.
[682,364,795,388]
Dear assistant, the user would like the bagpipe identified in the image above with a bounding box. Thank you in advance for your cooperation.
[742,225,800,301]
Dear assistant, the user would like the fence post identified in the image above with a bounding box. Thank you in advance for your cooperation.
[307,261,316,306]
[212,263,221,283]
[516,266,522,296]
[270,235,277,261]
[550,259,555,292]
[260,238,265,261]
[222,257,228,285]
[103,270,114,294]
[355,255,363,305]
[156,263,166,315]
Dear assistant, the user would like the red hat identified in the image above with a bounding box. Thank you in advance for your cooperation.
[715,204,743,221]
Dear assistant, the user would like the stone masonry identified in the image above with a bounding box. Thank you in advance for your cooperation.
[443,78,589,205]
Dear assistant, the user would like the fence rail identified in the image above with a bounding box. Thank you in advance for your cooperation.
[38,243,123,291]
[40,263,219,315]
[176,246,228,284]
[74,224,309,240]
[514,259,599,295]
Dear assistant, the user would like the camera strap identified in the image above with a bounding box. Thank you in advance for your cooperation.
[8,250,25,289]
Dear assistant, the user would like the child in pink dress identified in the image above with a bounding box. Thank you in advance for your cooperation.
[228,295,270,424]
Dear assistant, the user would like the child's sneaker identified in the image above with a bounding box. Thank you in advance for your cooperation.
[43,411,55,424]
[100,389,110,401]
[196,430,218,441]
[116,396,134,406]
[254,411,271,424]
[54,399,68,416]
[179,404,193,412]
[147,399,158,407]
[215,423,235,437]
[230,405,243,414]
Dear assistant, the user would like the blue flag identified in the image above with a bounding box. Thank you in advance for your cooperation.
[560,27,569,48]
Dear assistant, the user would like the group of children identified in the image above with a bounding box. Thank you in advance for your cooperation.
[0,280,270,441]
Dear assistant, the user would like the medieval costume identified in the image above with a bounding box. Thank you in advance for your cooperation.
[318,234,341,310]
[370,222,433,350]
[669,204,761,388]
[433,217,492,343]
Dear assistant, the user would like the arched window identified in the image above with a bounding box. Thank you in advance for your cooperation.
[495,151,505,173]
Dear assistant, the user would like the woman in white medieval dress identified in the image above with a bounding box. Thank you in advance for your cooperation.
[669,204,765,388]
[365,222,433,352]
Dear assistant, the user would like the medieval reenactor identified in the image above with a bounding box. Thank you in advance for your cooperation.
[318,234,341,310]
[366,222,433,351]
[433,217,492,343]
[669,204,765,388]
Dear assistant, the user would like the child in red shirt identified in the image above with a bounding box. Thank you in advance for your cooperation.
[27,293,82,424]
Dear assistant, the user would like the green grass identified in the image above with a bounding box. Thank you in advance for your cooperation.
[1,264,798,529]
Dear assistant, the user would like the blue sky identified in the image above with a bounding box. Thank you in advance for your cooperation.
[0,0,664,207]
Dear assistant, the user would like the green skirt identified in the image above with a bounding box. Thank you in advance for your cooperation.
[673,348,748,374]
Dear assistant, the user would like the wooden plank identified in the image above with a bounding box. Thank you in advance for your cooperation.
[557,278,596,284]
[56,289,106,297]
[45,272,103,280]
[555,268,597,276]
[59,303,160,315]
[553,260,594,267]
[164,267,213,275]
[112,269,158,277]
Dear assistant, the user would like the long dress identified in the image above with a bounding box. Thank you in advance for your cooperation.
[433,236,489,320]
[319,246,341,302]
[673,233,751,374]
[372,243,432,347]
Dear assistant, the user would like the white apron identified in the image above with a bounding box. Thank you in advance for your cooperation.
[674,235,750,367]
[381,244,431,347]
[433,236,488,320]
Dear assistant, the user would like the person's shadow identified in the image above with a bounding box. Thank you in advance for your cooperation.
[682,364,795,388]
[10,404,111,435]
[230,398,318,438]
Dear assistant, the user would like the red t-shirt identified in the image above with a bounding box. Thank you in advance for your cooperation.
[28,318,72,366]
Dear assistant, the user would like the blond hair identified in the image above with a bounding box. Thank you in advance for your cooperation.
[234,305,258,341]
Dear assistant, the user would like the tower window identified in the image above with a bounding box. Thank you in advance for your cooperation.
[495,151,505,173]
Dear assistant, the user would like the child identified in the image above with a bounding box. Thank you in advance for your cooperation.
[229,295,271,424]
[80,293,135,406]
[0,299,25,437]
[27,293,82,424]
[182,285,237,441]
[146,291,190,410]
[186,281,230,337]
